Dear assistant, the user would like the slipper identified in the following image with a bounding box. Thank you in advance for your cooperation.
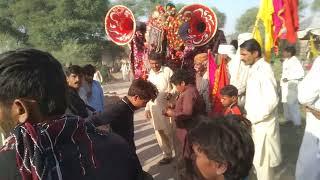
[158,157,173,165]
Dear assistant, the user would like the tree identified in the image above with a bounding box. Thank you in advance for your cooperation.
[235,7,259,33]
[299,0,308,17]
[211,7,226,28]
[311,0,320,11]
[175,3,185,11]
[0,0,112,64]
[0,33,25,53]
[112,0,169,18]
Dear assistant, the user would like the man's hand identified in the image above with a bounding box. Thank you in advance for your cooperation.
[165,93,173,100]
[163,108,175,117]
[305,106,320,120]
[145,110,152,119]
[166,102,175,109]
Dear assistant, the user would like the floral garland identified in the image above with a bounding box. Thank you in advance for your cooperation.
[146,4,188,69]
[130,32,148,80]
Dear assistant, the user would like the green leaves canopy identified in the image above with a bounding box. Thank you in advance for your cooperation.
[0,0,111,64]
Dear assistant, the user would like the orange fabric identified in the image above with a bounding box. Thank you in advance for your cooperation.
[211,56,230,116]
[283,0,299,44]
[224,104,242,116]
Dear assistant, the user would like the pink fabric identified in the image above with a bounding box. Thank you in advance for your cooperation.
[273,0,285,45]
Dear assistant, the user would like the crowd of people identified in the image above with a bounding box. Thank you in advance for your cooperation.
[0,33,320,180]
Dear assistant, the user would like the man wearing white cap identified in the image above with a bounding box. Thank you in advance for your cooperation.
[240,39,281,180]
[225,33,252,108]
[218,44,236,60]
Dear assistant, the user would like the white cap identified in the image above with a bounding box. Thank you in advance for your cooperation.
[238,33,253,46]
[218,44,236,59]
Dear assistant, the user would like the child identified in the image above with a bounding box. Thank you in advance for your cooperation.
[188,116,255,180]
[220,85,242,116]
[164,69,205,179]
[164,69,206,147]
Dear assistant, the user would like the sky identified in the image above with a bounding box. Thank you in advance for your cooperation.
[172,0,261,35]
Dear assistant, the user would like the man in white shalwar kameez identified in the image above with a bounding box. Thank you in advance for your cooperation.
[145,52,174,165]
[228,33,252,107]
[280,46,304,126]
[240,39,282,180]
[120,60,130,81]
[295,56,320,180]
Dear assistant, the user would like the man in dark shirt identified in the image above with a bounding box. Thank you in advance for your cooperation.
[65,65,89,118]
[96,79,158,180]
[0,49,137,180]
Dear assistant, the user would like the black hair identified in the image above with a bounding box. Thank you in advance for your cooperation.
[230,39,238,50]
[170,69,195,85]
[220,85,238,97]
[128,79,158,101]
[82,64,96,76]
[148,51,164,63]
[134,21,146,52]
[239,39,262,57]
[188,116,254,180]
[136,21,146,34]
[65,65,82,77]
[0,48,67,116]
[284,45,296,56]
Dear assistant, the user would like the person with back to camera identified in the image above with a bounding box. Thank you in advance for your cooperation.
[0,49,138,180]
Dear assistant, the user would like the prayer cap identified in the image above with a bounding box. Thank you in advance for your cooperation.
[238,33,253,46]
[218,44,236,59]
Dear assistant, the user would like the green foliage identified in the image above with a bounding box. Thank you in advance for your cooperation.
[299,0,308,17]
[236,7,259,33]
[0,0,119,65]
[211,7,226,28]
[52,40,103,65]
[0,33,25,53]
[175,3,185,11]
[311,0,320,11]
[113,0,168,18]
